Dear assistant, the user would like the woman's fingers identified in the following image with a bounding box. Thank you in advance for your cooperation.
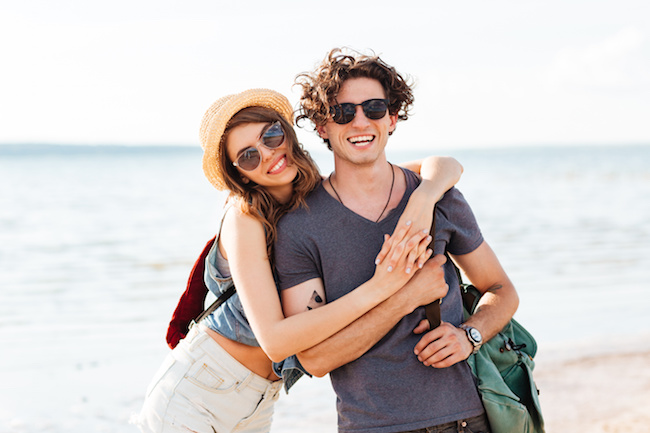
[405,234,432,273]
[374,234,392,266]
[378,221,412,271]
[416,248,434,270]
[387,229,430,273]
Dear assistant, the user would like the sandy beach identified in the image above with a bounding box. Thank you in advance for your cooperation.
[534,350,650,432]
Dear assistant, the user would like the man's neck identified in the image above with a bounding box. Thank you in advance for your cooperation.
[327,156,406,222]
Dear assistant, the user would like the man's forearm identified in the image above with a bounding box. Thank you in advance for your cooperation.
[296,291,412,377]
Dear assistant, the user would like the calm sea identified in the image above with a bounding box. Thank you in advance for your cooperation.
[1,143,649,432]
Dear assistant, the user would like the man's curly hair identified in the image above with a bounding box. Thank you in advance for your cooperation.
[295,48,415,147]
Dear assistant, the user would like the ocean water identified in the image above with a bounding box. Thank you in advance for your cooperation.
[0,143,649,432]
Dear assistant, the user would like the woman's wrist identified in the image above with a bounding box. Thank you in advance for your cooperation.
[414,179,443,204]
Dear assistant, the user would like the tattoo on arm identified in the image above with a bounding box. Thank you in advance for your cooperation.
[306,291,324,311]
[474,285,503,315]
[487,284,503,293]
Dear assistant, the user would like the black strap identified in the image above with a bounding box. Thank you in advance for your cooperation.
[424,207,442,329]
[192,285,236,325]
[424,203,483,328]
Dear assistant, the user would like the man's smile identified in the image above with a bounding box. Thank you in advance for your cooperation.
[348,135,375,147]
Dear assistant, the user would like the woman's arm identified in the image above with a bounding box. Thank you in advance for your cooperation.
[377,156,463,270]
[294,255,449,377]
[221,206,431,363]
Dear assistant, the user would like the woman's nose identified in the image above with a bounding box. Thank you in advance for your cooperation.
[258,143,275,162]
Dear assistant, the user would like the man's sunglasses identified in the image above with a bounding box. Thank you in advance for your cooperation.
[232,121,286,171]
[329,98,390,125]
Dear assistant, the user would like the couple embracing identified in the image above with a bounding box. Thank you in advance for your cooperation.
[137,48,519,433]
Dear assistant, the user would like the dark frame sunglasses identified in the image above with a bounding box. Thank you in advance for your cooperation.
[232,121,286,171]
[329,98,390,125]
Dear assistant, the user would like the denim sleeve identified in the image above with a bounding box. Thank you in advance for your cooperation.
[273,355,312,393]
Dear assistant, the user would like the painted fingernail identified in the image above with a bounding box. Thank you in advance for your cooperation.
[375,259,380,265]
[387,266,393,272]
[406,220,412,226]
[419,262,424,269]
[422,229,429,234]
[406,267,411,274]
[426,235,432,242]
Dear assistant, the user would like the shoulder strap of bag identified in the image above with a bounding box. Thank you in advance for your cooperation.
[191,207,238,326]
[192,285,236,326]
[423,203,481,328]
[424,206,442,329]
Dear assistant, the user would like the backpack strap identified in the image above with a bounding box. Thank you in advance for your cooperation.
[191,284,236,327]
[424,206,442,329]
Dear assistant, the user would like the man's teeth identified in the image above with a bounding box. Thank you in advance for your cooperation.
[270,157,285,173]
[349,135,374,145]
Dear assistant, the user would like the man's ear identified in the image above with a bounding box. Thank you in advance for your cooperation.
[317,125,329,140]
[388,113,398,135]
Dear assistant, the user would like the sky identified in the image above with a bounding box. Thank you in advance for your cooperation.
[1,0,649,151]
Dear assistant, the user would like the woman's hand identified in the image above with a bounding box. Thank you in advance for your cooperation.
[371,222,433,297]
[388,156,463,254]
[374,220,433,274]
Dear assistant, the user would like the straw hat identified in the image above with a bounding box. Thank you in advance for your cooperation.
[199,88,294,190]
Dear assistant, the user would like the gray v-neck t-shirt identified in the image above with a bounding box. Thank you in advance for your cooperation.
[275,168,485,433]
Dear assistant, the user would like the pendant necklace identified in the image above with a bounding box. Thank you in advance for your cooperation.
[328,163,395,223]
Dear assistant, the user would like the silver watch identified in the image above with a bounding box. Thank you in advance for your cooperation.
[459,324,483,354]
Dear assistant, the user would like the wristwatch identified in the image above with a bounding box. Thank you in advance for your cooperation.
[459,324,483,355]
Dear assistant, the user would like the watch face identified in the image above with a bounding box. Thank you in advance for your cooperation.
[469,328,482,343]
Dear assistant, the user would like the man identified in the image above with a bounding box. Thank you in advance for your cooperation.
[275,48,519,433]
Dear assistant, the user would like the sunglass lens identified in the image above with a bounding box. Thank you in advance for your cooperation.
[330,99,388,124]
[330,106,344,124]
[341,105,356,124]
[362,99,388,119]
[330,104,356,124]
[262,122,285,148]
[237,148,261,171]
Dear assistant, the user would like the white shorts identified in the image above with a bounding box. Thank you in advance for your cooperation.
[137,324,283,433]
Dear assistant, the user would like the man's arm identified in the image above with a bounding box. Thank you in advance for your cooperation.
[284,255,449,377]
[412,240,519,368]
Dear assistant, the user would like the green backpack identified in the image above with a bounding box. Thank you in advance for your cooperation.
[461,281,545,433]
[424,205,545,432]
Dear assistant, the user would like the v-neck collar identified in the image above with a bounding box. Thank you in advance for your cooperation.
[318,166,411,226]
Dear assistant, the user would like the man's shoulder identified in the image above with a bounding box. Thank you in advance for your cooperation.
[435,186,475,225]
[278,183,327,228]
[438,186,466,207]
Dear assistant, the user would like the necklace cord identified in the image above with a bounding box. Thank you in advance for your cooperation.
[327,163,395,223]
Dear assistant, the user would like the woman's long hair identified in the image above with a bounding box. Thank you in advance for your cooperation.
[218,106,321,262]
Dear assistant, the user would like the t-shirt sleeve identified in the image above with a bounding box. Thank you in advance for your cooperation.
[441,187,484,256]
[274,215,322,291]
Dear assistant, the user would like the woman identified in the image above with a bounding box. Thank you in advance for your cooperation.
[137,89,462,433]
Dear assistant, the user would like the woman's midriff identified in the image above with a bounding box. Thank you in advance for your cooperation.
[204,326,280,381]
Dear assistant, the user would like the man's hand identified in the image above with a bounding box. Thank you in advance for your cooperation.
[398,254,449,313]
[412,321,473,368]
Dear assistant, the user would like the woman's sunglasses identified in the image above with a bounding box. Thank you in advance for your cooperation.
[232,121,286,171]
[329,98,390,125]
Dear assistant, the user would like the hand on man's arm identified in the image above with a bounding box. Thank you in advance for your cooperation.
[412,241,519,368]
[293,255,449,377]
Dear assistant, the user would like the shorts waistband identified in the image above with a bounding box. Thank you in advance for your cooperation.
[180,324,283,395]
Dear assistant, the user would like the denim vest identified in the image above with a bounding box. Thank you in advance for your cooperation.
[202,210,307,391]
[202,238,259,346]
